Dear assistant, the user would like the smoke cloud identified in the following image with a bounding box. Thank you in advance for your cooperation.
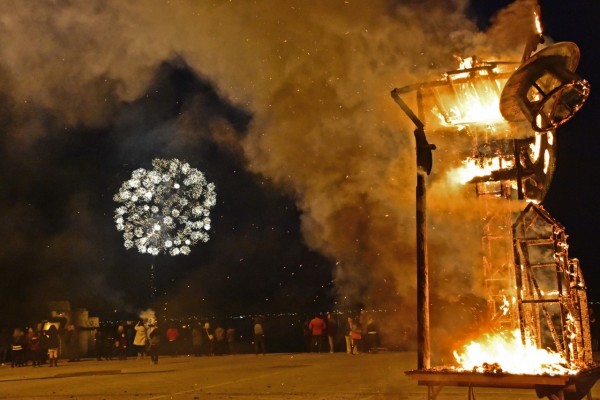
[0,0,541,352]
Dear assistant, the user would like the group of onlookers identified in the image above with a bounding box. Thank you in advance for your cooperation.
[189,321,238,357]
[304,311,379,355]
[0,325,62,368]
[0,312,380,367]
[94,320,161,363]
[91,318,245,363]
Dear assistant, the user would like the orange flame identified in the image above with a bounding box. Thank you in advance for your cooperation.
[447,157,514,185]
[534,11,543,35]
[453,329,577,375]
[433,57,507,126]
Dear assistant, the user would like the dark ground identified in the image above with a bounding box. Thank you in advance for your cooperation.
[1,351,599,400]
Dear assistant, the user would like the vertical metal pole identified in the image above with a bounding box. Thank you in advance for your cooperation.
[416,169,430,370]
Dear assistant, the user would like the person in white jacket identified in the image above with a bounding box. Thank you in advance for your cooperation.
[133,320,148,360]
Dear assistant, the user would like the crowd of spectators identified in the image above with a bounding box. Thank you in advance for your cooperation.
[0,311,381,367]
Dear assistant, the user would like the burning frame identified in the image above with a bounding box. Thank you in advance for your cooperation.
[391,10,597,400]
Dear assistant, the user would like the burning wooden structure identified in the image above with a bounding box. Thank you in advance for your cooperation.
[391,10,596,400]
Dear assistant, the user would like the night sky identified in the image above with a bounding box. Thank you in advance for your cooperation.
[0,0,598,338]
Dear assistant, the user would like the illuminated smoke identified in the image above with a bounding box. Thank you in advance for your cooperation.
[139,308,157,324]
[114,158,216,256]
[0,0,540,346]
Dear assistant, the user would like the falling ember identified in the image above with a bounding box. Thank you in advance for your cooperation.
[453,329,576,376]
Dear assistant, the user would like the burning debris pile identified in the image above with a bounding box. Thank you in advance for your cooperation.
[393,7,594,380]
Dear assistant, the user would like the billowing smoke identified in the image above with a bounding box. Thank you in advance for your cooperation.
[0,0,540,351]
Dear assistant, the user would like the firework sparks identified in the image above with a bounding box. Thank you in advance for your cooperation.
[114,158,216,256]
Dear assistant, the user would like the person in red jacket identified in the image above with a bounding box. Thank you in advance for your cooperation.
[308,314,327,353]
[165,324,180,357]
[26,328,42,367]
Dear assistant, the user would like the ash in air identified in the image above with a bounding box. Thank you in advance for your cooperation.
[114,158,216,256]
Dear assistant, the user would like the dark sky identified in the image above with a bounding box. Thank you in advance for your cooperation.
[0,0,598,331]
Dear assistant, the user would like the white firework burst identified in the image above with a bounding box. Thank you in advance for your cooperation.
[114,158,216,256]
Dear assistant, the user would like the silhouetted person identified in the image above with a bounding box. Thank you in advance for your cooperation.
[344,317,353,354]
[303,320,312,352]
[226,326,237,355]
[11,328,25,368]
[65,324,80,362]
[191,324,203,356]
[26,328,42,367]
[214,325,225,356]
[201,322,213,356]
[253,316,266,355]
[326,312,337,353]
[0,328,10,365]
[115,325,128,360]
[45,325,60,367]
[148,323,160,364]
[94,329,106,360]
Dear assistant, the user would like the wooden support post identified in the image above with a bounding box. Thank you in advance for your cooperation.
[417,170,430,370]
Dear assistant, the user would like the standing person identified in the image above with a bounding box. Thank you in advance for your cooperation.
[65,324,80,362]
[350,319,362,355]
[94,329,106,361]
[45,325,60,367]
[24,327,35,366]
[326,312,338,353]
[253,315,266,355]
[27,328,42,367]
[133,320,148,360]
[344,317,354,355]
[104,329,115,360]
[303,320,312,353]
[308,314,326,353]
[0,328,10,366]
[201,322,213,356]
[115,325,128,360]
[365,316,378,353]
[39,327,48,365]
[165,323,180,357]
[11,328,25,368]
[147,323,160,365]
[226,326,237,355]
[191,323,203,357]
[214,325,225,356]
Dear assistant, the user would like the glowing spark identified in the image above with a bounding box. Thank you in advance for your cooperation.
[114,158,216,256]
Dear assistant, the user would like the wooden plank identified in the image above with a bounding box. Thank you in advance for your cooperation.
[405,370,571,389]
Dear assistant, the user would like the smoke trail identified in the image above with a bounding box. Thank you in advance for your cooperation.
[0,0,538,348]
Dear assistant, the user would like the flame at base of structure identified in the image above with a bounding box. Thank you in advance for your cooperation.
[453,329,580,376]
